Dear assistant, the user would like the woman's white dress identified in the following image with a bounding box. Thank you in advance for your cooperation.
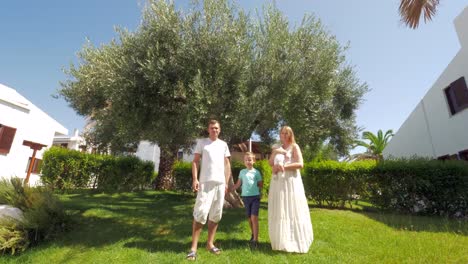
[268,144,313,253]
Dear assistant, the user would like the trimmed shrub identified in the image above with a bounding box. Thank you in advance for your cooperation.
[41,147,94,189]
[173,161,192,192]
[303,160,376,207]
[254,159,272,198]
[370,158,468,217]
[41,147,154,191]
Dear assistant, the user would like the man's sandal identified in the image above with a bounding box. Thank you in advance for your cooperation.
[186,251,197,261]
[208,247,221,255]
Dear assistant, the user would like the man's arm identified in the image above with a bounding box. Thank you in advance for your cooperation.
[192,153,201,192]
[224,157,231,186]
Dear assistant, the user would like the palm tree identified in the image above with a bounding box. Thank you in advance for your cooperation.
[399,0,440,29]
[349,129,394,161]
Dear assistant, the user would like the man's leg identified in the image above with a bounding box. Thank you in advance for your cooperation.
[191,220,204,252]
[206,183,224,250]
[206,220,219,249]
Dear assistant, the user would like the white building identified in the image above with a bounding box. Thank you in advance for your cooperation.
[52,128,86,151]
[383,7,468,161]
[134,140,194,172]
[0,83,68,185]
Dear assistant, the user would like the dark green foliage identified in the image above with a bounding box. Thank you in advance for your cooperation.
[41,147,95,190]
[370,159,468,217]
[303,160,376,207]
[0,178,67,255]
[172,161,192,192]
[60,0,367,190]
[302,158,468,217]
[94,155,155,192]
[41,147,154,191]
[254,159,272,198]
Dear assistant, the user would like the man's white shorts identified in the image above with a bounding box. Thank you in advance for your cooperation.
[193,182,225,225]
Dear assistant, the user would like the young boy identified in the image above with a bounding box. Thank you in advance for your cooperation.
[231,152,263,249]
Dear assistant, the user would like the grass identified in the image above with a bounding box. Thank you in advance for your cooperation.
[1,190,467,263]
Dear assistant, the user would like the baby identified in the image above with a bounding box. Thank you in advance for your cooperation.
[272,144,287,179]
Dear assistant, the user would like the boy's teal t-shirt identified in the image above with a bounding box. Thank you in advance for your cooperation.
[239,168,262,196]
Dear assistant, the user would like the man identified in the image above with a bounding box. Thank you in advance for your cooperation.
[186,119,231,261]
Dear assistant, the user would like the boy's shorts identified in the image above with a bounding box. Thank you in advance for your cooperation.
[193,182,225,225]
[242,195,260,217]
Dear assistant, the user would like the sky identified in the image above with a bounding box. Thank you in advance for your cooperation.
[1,0,468,153]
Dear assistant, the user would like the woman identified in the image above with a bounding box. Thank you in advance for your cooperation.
[268,126,313,253]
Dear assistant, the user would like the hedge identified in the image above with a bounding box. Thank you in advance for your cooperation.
[41,147,154,191]
[302,159,468,217]
[303,160,376,207]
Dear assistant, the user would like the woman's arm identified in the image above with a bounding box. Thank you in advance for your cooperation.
[284,144,304,170]
[268,150,276,167]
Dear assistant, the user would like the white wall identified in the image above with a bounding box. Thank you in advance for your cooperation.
[0,84,68,185]
[135,141,160,172]
[134,140,196,172]
[384,7,468,159]
[383,102,435,158]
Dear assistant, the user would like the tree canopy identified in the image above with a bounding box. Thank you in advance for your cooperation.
[60,0,368,189]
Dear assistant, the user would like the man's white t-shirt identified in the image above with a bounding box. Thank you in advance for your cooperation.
[195,138,231,184]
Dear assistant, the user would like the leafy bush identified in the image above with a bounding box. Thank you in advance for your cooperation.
[303,158,468,217]
[0,178,68,255]
[254,159,272,198]
[303,160,376,207]
[370,158,468,217]
[94,155,154,192]
[41,147,95,189]
[41,147,154,191]
[172,161,192,192]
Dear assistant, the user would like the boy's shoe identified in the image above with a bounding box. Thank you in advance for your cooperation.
[249,240,258,250]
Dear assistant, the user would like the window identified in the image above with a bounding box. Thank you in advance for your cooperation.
[0,124,16,154]
[177,151,184,160]
[25,158,42,174]
[459,149,468,161]
[444,76,468,115]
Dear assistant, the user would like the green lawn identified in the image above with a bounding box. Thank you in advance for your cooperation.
[1,191,467,263]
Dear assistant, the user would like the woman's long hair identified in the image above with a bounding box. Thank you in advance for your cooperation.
[280,126,296,145]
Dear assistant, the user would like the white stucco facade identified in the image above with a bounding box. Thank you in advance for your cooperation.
[53,129,86,151]
[135,141,161,172]
[134,140,195,172]
[384,7,468,159]
[0,83,68,185]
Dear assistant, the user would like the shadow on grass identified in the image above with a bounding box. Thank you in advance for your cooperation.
[55,190,247,253]
[361,211,468,235]
[305,199,467,235]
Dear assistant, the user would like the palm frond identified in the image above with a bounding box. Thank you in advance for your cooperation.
[399,0,440,29]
